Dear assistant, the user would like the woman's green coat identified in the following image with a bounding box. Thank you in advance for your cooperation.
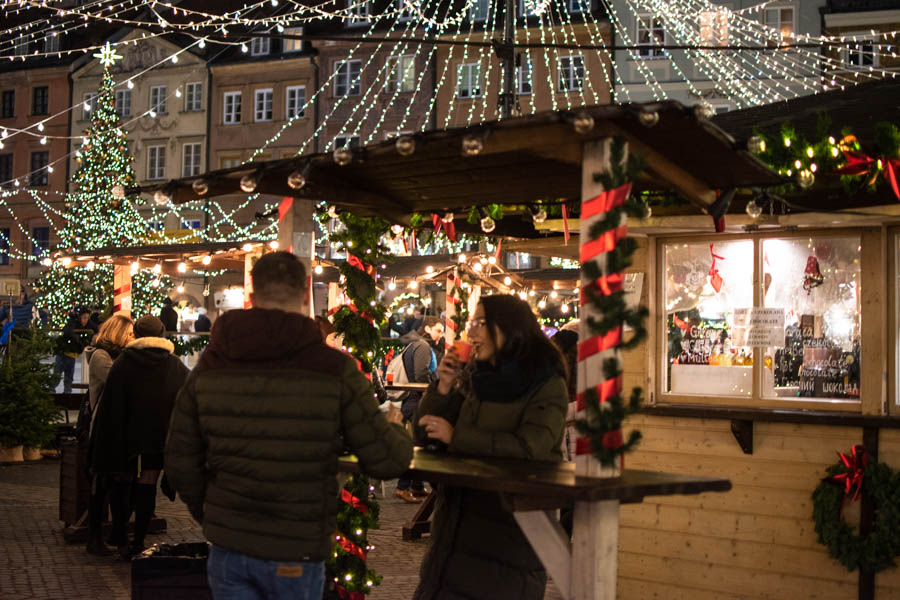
[411,372,568,600]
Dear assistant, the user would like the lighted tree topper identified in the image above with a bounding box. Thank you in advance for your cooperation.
[35,55,171,327]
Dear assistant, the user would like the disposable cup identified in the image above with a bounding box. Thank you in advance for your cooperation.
[453,341,473,363]
[386,372,395,384]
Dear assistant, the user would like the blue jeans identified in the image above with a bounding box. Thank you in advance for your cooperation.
[207,545,325,600]
[54,354,75,393]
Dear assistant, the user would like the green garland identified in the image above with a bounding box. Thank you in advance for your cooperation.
[167,335,209,357]
[812,454,900,573]
[575,137,647,468]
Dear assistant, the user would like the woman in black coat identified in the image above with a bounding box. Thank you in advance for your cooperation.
[90,315,189,558]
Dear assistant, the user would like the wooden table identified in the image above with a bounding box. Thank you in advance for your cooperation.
[340,449,731,600]
[383,382,429,393]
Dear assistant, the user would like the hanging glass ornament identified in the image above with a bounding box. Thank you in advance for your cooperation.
[480,216,496,233]
[797,170,815,189]
[192,179,209,195]
[287,170,306,190]
[694,102,715,120]
[745,199,762,219]
[638,110,659,127]
[327,205,339,219]
[533,208,547,224]
[461,134,483,156]
[333,146,353,166]
[112,185,125,199]
[395,135,415,156]
[573,111,595,134]
[153,190,170,206]
[641,203,652,219]
[391,224,404,235]
[240,174,258,193]
[747,136,766,154]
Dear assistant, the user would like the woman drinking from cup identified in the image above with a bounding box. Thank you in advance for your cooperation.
[412,295,569,600]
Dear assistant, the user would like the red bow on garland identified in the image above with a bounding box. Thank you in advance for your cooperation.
[347,255,375,278]
[327,303,375,326]
[340,488,369,515]
[336,534,368,561]
[432,213,457,241]
[336,584,366,600]
[834,150,900,202]
[826,445,868,515]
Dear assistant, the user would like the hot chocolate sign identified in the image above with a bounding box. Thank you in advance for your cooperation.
[732,307,785,347]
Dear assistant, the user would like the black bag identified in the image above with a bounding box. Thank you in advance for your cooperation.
[74,395,92,446]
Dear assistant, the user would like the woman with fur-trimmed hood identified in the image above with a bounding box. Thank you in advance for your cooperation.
[90,315,189,558]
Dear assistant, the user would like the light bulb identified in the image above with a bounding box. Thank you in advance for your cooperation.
[641,204,652,219]
[461,134,483,156]
[561,303,570,313]
[152,263,162,274]
[314,264,324,275]
[242,243,254,252]
[550,290,558,299]
[480,216,496,233]
[177,262,187,273]
[426,265,434,273]
[532,208,547,224]
[41,257,52,267]
[287,170,306,190]
[391,224,404,235]
[192,179,209,195]
[130,261,140,273]
[388,280,396,290]
[60,257,72,267]
[333,146,353,166]
[745,199,762,219]
[40,136,47,145]
[408,280,418,289]
[151,278,161,288]
[519,291,527,300]
[127,80,134,89]
[747,136,766,154]
[538,300,546,309]
[529,290,535,297]
[241,43,248,53]
[112,185,125,199]
[573,111,595,134]
[797,170,815,189]
[503,276,512,285]
[175,87,182,97]
[148,110,157,118]
[240,174,258,193]
[201,255,211,265]
[395,135,415,156]
[198,38,206,49]
[176,284,184,293]
[269,240,279,250]
[488,256,496,265]
[457,253,466,263]
[473,262,483,272]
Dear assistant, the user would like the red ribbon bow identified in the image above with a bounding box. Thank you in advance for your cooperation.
[432,213,457,241]
[708,244,724,293]
[347,255,375,278]
[337,534,368,561]
[827,445,868,504]
[340,488,369,515]
[336,584,366,600]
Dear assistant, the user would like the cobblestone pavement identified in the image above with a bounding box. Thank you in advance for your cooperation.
[0,460,563,600]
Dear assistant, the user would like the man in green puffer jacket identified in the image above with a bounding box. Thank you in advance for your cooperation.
[165,252,412,600]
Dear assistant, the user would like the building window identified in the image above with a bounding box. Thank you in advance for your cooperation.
[398,0,412,21]
[764,6,794,43]
[348,0,370,25]
[254,88,273,122]
[286,85,306,119]
[568,0,586,13]
[334,60,362,97]
[182,142,202,177]
[387,55,416,92]
[517,57,533,95]
[1,91,13,119]
[115,90,132,117]
[0,154,11,184]
[223,91,242,124]
[82,93,96,120]
[251,37,271,56]
[334,135,360,149]
[457,63,481,99]
[699,9,729,46]
[32,87,48,116]
[506,252,533,269]
[147,220,165,232]
[283,27,305,52]
[469,0,489,21]
[31,227,49,258]
[0,228,9,266]
[13,37,28,56]
[185,82,202,112]
[636,14,666,59]
[29,151,49,186]
[150,85,167,114]
[519,0,541,17]
[845,35,878,68]
[43,32,60,53]
[147,145,165,180]
[219,154,242,169]
[181,219,202,230]
[557,55,585,92]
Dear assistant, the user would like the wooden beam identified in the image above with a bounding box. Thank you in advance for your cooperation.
[513,511,574,600]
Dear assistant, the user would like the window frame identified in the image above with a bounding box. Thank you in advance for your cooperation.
[635,13,666,59]
[285,85,306,119]
[82,93,96,121]
[0,154,12,185]
[456,62,482,99]
[334,60,362,97]
[517,56,533,95]
[185,82,203,112]
[557,55,585,93]
[0,227,10,266]
[182,142,202,177]
[147,145,166,180]
[654,229,876,413]
[32,87,49,116]
[44,32,60,53]
[31,226,49,258]
[763,4,796,45]
[842,31,879,69]
[150,85,167,115]
[13,37,28,56]
[115,89,132,118]
[568,0,586,13]
[29,151,49,186]
[283,27,305,52]
[333,135,360,149]
[386,55,416,93]
[1,90,14,119]
[250,37,271,56]
[254,88,273,122]
[397,0,413,21]
[469,0,489,22]
[348,0,371,26]
[223,91,242,125]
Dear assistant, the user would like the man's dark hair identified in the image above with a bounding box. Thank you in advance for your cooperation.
[417,315,441,334]
[251,251,307,303]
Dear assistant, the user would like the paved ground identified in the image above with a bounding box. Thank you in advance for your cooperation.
[0,459,564,600]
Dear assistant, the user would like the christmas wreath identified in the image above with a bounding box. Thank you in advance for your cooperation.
[812,446,900,573]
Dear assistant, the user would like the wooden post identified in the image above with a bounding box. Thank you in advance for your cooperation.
[572,137,623,600]
[113,264,131,315]
[277,197,317,317]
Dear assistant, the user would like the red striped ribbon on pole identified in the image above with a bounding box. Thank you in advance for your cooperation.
[575,375,623,411]
[340,488,369,514]
[579,226,627,263]
[581,184,632,219]
[577,327,623,361]
[579,272,625,306]
[278,197,293,223]
[337,535,367,561]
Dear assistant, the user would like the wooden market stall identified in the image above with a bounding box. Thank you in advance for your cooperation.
[132,100,876,599]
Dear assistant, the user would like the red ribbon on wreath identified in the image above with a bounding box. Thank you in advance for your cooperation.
[708,244,724,293]
[833,150,900,203]
[347,255,375,278]
[336,584,366,600]
[340,488,369,515]
[827,445,868,506]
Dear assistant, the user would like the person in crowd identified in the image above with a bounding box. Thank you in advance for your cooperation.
[54,307,91,394]
[413,295,568,600]
[165,251,412,600]
[0,289,46,329]
[159,297,178,333]
[551,328,579,462]
[88,310,102,333]
[394,315,444,503]
[193,307,211,333]
[90,315,189,559]
[83,313,134,556]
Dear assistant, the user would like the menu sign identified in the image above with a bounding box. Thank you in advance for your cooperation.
[798,339,859,398]
[732,307,785,347]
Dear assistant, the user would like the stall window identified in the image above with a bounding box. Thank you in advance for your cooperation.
[663,240,754,396]
[760,237,860,401]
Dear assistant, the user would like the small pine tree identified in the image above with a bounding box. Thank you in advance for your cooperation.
[35,56,170,327]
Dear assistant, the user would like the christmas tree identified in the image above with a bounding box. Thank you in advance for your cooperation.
[35,43,170,327]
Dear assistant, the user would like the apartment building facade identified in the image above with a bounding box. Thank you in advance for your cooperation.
[821,0,900,82]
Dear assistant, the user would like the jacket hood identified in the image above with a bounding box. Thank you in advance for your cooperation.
[399,330,423,345]
[84,339,124,362]
[122,336,176,367]
[206,308,323,363]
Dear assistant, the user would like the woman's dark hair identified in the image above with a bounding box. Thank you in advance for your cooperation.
[417,315,441,334]
[479,295,567,379]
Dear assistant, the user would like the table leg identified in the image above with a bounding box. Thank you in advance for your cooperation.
[402,492,435,541]
[513,510,573,599]
[572,499,619,600]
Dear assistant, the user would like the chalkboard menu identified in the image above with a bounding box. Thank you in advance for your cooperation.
[795,315,860,399]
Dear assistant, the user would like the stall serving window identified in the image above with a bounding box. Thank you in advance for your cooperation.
[660,233,862,408]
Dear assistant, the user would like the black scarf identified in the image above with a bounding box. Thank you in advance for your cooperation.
[95,339,124,361]
[470,358,554,404]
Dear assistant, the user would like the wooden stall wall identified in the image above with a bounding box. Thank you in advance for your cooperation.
[614,236,900,599]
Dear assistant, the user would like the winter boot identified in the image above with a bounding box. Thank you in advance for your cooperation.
[129,483,157,558]
[107,480,133,550]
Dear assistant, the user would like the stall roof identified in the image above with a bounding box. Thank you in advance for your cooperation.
[132,101,782,227]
